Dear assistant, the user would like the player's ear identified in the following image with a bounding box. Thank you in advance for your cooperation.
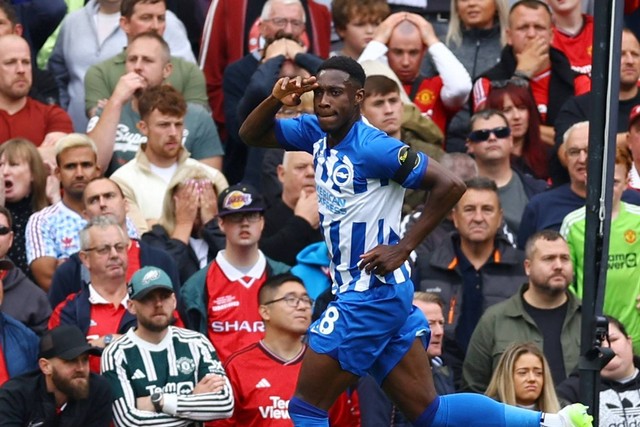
[355,88,365,105]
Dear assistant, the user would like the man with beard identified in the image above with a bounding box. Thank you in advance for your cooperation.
[87,31,223,176]
[101,266,234,426]
[462,230,582,393]
[0,324,112,426]
[25,134,101,290]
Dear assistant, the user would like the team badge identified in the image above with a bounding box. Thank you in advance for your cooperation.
[177,357,195,375]
[624,229,636,244]
[397,146,421,170]
[223,191,252,210]
[331,163,353,187]
[416,89,435,106]
[142,269,161,284]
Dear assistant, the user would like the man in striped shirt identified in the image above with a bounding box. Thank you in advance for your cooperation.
[101,266,233,426]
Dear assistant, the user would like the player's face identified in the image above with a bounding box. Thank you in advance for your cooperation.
[414,300,444,358]
[83,179,128,225]
[218,212,265,248]
[121,1,166,37]
[456,0,497,30]
[500,95,529,140]
[602,322,635,381]
[261,281,312,335]
[466,115,513,163]
[506,5,552,55]
[138,109,184,166]
[55,147,101,200]
[452,189,502,244]
[387,27,425,84]
[278,151,315,199]
[80,225,129,282]
[612,162,630,210]
[45,354,91,400]
[564,125,589,188]
[0,212,13,258]
[512,352,544,407]
[361,91,403,138]
[259,1,306,41]
[313,69,363,135]
[131,288,176,333]
[0,36,32,100]
[125,37,171,89]
[524,237,573,295]
[620,31,640,90]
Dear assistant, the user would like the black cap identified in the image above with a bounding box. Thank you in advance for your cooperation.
[217,183,265,217]
[39,325,102,360]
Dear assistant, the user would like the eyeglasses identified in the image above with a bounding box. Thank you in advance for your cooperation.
[490,77,529,89]
[223,211,262,224]
[468,126,511,143]
[264,17,305,29]
[0,225,11,235]
[566,147,588,158]
[263,294,314,308]
[83,242,129,256]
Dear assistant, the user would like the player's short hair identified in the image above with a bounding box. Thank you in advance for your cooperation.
[317,56,366,89]
[364,75,399,98]
[55,133,98,165]
[509,0,551,18]
[469,109,509,130]
[128,31,171,64]
[0,1,19,26]
[84,177,126,201]
[121,0,164,19]
[332,0,389,31]
[615,143,633,174]
[138,85,187,121]
[258,273,306,305]
[413,291,443,309]
[524,229,565,259]
[606,315,630,339]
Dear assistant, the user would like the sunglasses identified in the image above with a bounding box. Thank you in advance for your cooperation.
[490,77,529,89]
[468,126,511,143]
[0,225,10,235]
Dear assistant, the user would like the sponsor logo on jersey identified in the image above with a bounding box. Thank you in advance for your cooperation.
[145,381,195,395]
[132,369,146,380]
[259,396,290,420]
[177,357,196,375]
[608,252,637,270]
[255,378,271,388]
[211,295,241,312]
[624,229,637,244]
[210,320,265,333]
[317,186,346,215]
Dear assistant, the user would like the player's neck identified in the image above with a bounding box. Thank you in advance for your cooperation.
[552,10,584,36]
[326,113,359,148]
[570,180,586,199]
[620,82,638,101]
[0,93,28,116]
[261,334,305,361]
[91,280,128,306]
[62,193,86,214]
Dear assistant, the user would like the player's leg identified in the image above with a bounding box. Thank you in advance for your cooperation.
[288,347,359,426]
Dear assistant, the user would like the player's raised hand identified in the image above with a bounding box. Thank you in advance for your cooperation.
[272,75,318,106]
[358,244,411,276]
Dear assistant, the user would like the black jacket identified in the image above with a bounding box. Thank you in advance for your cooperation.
[0,370,112,427]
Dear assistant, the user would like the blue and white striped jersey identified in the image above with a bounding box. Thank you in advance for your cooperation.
[275,115,429,294]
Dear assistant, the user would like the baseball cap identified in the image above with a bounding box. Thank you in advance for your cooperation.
[217,184,265,218]
[128,266,174,300]
[629,104,640,129]
[39,325,101,360]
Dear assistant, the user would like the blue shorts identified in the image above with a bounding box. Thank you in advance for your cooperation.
[308,280,430,384]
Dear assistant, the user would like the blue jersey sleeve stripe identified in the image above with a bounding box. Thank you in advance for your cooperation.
[329,221,343,286]
[377,219,385,246]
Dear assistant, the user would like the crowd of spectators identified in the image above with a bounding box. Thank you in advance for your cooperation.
[0,0,640,425]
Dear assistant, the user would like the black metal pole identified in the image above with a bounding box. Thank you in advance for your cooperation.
[579,0,624,424]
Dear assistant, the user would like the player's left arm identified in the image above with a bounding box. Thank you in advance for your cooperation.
[360,157,466,275]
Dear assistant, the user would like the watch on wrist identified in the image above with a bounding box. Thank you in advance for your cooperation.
[151,390,164,412]
[513,70,531,81]
[103,334,113,346]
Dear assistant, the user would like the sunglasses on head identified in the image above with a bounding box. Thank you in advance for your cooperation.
[0,225,11,235]
[490,77,529,89]
[468,126,511,143]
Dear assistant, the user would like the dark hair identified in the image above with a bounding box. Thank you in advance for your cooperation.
[331,0,389,31]
[486,83,548,179]
[317,56,366,88]
[464,176,499,193]
[606,315,630,339]
[469,109,509,129]
[84,177,126,201]
[258,273,306,304]
[0,206,13,228]
[524,229,565,259]
[0,1,18,26]
[138,85,187,121]
[364,75,399,98]
[121,0,164,19]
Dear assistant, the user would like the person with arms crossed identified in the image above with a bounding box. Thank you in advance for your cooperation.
[239,55,591,427]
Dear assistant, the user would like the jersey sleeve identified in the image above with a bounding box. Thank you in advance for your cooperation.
[274,114,322,153]
[25,212,56,263]
[364,132,429,190]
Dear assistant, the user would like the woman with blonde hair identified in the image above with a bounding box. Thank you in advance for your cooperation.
[141,164,227,283]
[486,342,560,413]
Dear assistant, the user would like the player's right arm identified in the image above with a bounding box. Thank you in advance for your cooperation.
[239,76,318,149]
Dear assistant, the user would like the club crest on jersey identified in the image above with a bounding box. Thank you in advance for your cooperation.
[223,191,252,210]
[176,357,196,375]
[331,163,353,187]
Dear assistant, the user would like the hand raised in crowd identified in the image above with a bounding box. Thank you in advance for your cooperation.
[43,159,61,204]
[172,180,200,244]
[514,36,550,78]
[272,75,318,106]
[372,12,407,44]
[111,71,148,105]
[263,37,307,62]
[193,374,227,395]
[404,13,439,47]
[294,189,320,229]
[198,181,218,225]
